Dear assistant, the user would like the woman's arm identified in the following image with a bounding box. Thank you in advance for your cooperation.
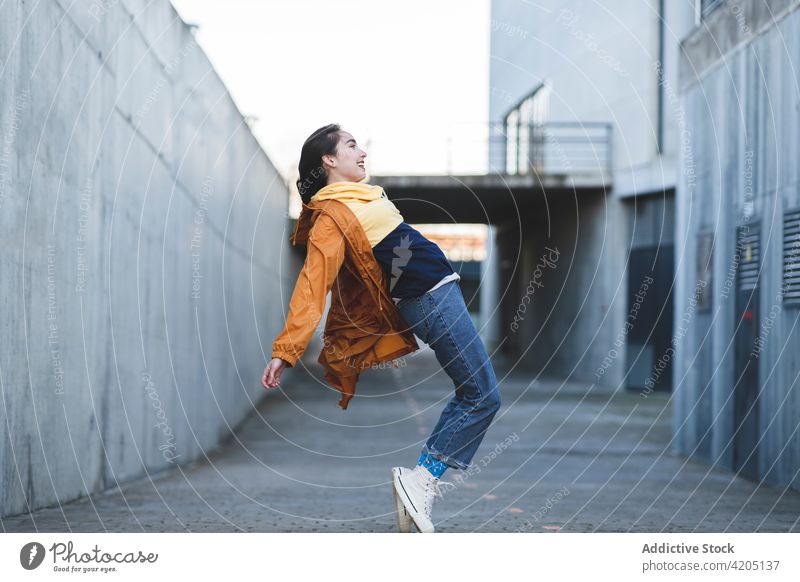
[270,212,346,367]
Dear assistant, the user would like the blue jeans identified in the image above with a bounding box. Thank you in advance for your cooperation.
[396,280,501,471]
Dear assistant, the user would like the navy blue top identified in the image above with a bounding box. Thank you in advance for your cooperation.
[372,222,457,300]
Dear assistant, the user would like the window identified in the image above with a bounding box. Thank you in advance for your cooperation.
[783,208,800,306]
[503,83,550,175]
[736,224,760,292]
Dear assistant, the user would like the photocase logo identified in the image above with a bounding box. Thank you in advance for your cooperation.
[19,542,46,570]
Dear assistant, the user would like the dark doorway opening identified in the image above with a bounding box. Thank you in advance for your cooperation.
[624,192,675,392]
[733,224,761,481]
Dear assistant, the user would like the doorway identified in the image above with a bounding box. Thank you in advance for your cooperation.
[733,223,760,481]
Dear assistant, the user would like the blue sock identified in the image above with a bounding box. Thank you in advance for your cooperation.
[417,451,448,478]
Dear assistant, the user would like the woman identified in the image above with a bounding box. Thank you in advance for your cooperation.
[261,124,501,533]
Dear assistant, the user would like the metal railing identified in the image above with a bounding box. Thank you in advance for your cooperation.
[489,120,613,177]
[363,120,613,177]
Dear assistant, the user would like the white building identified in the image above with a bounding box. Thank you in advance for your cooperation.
[489,0,695,392]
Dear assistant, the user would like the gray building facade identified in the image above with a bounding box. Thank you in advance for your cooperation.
[489,0,695,392]
[674,0,800,490]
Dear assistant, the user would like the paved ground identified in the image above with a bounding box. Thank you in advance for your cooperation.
[4,345,800,533]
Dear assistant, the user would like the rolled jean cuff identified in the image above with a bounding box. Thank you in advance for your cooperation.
[422,444,471,471]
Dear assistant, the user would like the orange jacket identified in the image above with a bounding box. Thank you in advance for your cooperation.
[271,198,420,409]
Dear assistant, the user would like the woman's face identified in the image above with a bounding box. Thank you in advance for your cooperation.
[324,131,367,183]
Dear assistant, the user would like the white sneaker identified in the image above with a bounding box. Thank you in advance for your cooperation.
[392,464,450,533]
[391,467,413,533]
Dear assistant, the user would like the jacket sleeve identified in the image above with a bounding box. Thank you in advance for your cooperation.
[271,213,346,367]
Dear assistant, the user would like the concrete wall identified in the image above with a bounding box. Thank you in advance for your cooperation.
[674,0,800,490]
[497,192,628,390]
[0,0,298,517]
[490,0,684,388]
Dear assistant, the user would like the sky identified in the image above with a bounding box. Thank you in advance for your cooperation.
[170,0,491,183]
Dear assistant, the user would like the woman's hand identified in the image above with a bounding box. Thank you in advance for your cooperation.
[262,358,288,389]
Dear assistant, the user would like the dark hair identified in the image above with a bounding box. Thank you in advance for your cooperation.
[296,123,341,204]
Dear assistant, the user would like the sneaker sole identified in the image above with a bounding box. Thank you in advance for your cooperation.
[391,468,413,533]
[392,468,435,533]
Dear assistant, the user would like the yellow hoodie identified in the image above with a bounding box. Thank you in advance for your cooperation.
[310,181,404,248]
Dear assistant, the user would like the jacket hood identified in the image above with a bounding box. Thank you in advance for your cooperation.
[310,181,385,203]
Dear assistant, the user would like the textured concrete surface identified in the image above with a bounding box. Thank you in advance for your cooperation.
[674,3,800,492]
[679,0,800,90]
[3,347,799,533]
[0,0,296,518]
